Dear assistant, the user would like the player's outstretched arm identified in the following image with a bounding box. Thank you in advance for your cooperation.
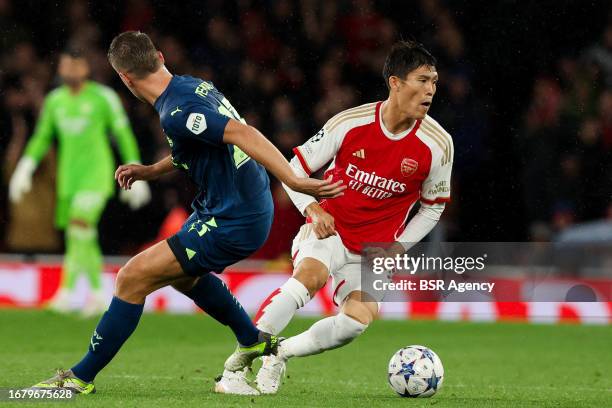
[222,120,346,199]
[115,155,176,190]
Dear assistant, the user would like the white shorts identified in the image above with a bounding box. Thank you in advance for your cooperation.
[291,224,377,307]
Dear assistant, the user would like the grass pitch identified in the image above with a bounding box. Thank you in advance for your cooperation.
[0,310,610,407]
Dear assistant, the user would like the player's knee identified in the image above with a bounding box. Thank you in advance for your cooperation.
[341,295,378,325]
[115,259,149,301]
[115,264,136,297]
[66,220,96,241]
[171,276,198,294]
[293,259,329,296]
[68,218,91,229]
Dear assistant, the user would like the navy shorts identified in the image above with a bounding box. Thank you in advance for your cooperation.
[167,211,273,277]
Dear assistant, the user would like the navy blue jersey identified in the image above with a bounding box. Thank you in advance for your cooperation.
[154,75,272,220]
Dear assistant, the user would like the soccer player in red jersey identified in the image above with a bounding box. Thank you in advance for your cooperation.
[219,40,453,394]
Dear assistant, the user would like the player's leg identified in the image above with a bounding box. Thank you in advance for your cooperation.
[278,290,377,359]
[252,228,344,394]
[68,192,108,315]
[255,290,377,394]
[50,192,108,314]
[256,259,378,394]
[167,213,279,372]
[213,259,327,395]
[48,196,77,311]
[253,224,331,335]
[166,213,277,352]
[173,277,267,396]
[280,256,379,357]
[170,274,263,349]
[32,240,185,393]
[254,258,327,334]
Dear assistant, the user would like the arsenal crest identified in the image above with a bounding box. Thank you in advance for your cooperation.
[400,158,418,177]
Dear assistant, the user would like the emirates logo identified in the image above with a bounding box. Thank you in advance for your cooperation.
[401,158,418,177]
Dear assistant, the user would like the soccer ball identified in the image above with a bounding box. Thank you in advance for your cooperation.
[387,345,444,397]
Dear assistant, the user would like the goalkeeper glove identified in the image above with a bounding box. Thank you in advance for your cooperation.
[119,180,151,210]
[9,157,36,203]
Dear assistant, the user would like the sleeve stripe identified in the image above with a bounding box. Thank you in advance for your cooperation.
[326,103,377,131]
[293,147,312,175]
[420,127,448,165]
[421,119,453,165]
[328,109,376,133]
[420,124,450,165]
[420,196,451,205]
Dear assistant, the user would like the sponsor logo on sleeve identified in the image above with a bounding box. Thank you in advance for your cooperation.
[186,113,207,135]
[427,180,450,196]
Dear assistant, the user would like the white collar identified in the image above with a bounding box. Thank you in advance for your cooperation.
[379,100,416,141]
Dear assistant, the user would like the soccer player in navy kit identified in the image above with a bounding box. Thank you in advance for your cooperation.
[32,31,344,395]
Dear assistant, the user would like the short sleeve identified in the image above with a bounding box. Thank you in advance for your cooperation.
[166,104,230,146]
[292,124,342,175]
[293,103,376,174]
[420,145,453,205]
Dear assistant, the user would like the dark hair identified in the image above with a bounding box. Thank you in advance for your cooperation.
[61,44,86,59]
[382,40,437,89]
[107,31,161,78]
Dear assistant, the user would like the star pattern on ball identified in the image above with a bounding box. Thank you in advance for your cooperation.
[401,361,416,380]
[421,348,436,363]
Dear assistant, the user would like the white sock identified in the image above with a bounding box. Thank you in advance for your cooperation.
[279,313,367,359]
[254,278,311,335]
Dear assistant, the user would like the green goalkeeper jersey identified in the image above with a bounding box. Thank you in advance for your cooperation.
[24,81,141,199]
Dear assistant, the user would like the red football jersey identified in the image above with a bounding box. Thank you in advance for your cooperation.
[293,101,453,253]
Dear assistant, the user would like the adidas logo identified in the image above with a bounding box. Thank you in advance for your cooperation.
[352,149,365,159]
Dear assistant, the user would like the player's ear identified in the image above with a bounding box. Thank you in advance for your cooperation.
[158,51,165,65]
[389,76,400,92]
[118,71,133,86]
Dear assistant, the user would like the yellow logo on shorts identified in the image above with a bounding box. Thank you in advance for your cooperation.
[186,248,196,260]
[188,217,218,237]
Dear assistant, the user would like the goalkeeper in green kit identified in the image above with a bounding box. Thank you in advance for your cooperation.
[9,47,150,315]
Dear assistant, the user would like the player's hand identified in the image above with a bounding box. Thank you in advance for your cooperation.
[115,163,154,190]
[8,157,36,203]
[290,175,346,200]
[305,202,337,239]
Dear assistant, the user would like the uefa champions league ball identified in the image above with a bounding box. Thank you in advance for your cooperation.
[387,345,444,397]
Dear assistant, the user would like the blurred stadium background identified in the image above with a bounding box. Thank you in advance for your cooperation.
[0,0,611,323]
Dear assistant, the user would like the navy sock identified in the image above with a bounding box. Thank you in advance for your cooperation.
[186,274,259,346]
[71,297,144,382]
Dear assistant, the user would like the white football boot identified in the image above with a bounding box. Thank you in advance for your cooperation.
[214,368,259,395]
[255,355,286,394]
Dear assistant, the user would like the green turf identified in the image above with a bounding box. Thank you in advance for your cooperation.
[0,310,610,407]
